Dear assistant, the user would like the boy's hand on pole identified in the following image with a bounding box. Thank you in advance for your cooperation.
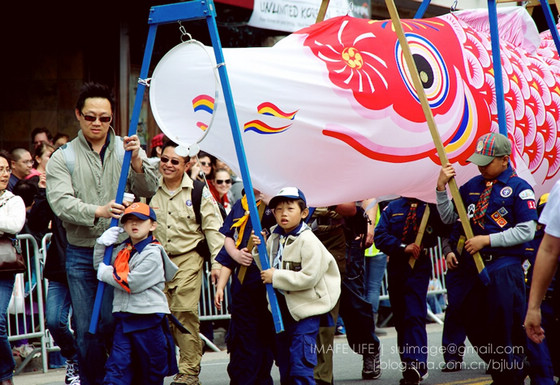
[97,262,113,282]
[261,268,275,284]
[96,226,123,246]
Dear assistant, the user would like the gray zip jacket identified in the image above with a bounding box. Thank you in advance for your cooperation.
[46,129,159,247]
[94,241,178,314]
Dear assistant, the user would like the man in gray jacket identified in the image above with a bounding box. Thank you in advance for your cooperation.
[46,82,159,385]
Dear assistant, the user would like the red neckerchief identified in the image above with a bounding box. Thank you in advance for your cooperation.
[113,237,161,293]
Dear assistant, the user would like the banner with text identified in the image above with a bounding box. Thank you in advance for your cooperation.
[248,0,371,32]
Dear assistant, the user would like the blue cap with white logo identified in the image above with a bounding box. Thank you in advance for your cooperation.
[269,187,307,209]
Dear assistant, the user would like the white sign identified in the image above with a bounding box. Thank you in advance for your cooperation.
[248,0,370,32]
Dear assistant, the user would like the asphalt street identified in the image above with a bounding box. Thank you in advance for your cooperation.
[14,322,532,385]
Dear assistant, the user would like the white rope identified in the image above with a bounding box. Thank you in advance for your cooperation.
[178,37,221,146]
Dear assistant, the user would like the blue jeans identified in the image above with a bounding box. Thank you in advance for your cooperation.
[66,245,114,385]
[364,253,387,314]
[46,280,78,360]
[0,275,16,382]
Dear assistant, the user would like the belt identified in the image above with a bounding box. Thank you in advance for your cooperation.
[480,253,503,262]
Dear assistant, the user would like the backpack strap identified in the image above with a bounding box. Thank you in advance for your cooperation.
[61,136,125,176]
[61,141,75,176]
[192,179,206,225]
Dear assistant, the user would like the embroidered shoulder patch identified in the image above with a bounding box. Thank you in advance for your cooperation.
[467,203,476,218]
[202,189,213,199]
[519,189,535,200]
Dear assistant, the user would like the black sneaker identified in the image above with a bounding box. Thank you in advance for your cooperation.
[402,364,428,384]
[441,360,463,372]
[362,352,381,380]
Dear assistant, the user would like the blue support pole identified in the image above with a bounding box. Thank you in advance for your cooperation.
[88,23,159,334]
[539,0,560,54]
[203,2,284,333]
[414,0,431,19]
[90,0,284,334]
[487,0,508,137]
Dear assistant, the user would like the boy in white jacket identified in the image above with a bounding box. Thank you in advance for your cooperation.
[253,187,341,385]
[95,202,178,385]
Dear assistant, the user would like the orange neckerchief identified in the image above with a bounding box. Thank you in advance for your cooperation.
[113,237,161,293]
[230,196,261,248]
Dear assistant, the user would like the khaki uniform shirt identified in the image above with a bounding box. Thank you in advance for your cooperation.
[151,175,224,269]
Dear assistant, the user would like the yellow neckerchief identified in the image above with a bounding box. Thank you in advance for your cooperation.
[230,195,261,248]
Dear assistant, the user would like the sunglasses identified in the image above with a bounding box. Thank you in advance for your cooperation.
[160,156,181,166]
[216,179,232,185]
[81,113,112,123]
[200,161,211,166]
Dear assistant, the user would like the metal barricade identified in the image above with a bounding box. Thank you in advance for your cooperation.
[378,237,448,326]
[7,233,48,374]
[198,261,232,352]
[39,233,66,363]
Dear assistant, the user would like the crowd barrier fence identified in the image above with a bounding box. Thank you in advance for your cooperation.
[6,234,449,370]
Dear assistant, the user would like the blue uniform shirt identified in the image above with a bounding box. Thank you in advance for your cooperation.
[215,198,275,286]
[459,164,538,258]
[374,197,448,260]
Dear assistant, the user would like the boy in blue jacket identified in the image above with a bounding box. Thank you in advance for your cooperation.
[94,202,178,385]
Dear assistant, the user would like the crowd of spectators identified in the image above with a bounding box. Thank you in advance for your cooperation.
[2,86,559,385]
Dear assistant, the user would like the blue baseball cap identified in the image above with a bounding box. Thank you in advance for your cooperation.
[269,187,307,209]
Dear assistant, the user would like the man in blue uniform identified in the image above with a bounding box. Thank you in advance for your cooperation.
[374,197,448,385]
[438,231,476,372]
[437,132,538,385]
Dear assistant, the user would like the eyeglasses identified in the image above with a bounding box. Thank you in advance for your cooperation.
[0,167,11,174]
[216,179,232,185]
[81,113,112,123]
[200,161,211,167]
[160,156,181,166]
[21,160,34,166]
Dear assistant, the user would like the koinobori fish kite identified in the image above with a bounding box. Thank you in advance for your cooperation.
[149,6,560,206]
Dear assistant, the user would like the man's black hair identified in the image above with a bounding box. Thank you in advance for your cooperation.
[31,127,53,142]
[270,197,307,211]
[161,140,190,163]
[75,82,115,114]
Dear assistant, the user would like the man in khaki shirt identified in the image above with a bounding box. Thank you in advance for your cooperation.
[150,141,224,385]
